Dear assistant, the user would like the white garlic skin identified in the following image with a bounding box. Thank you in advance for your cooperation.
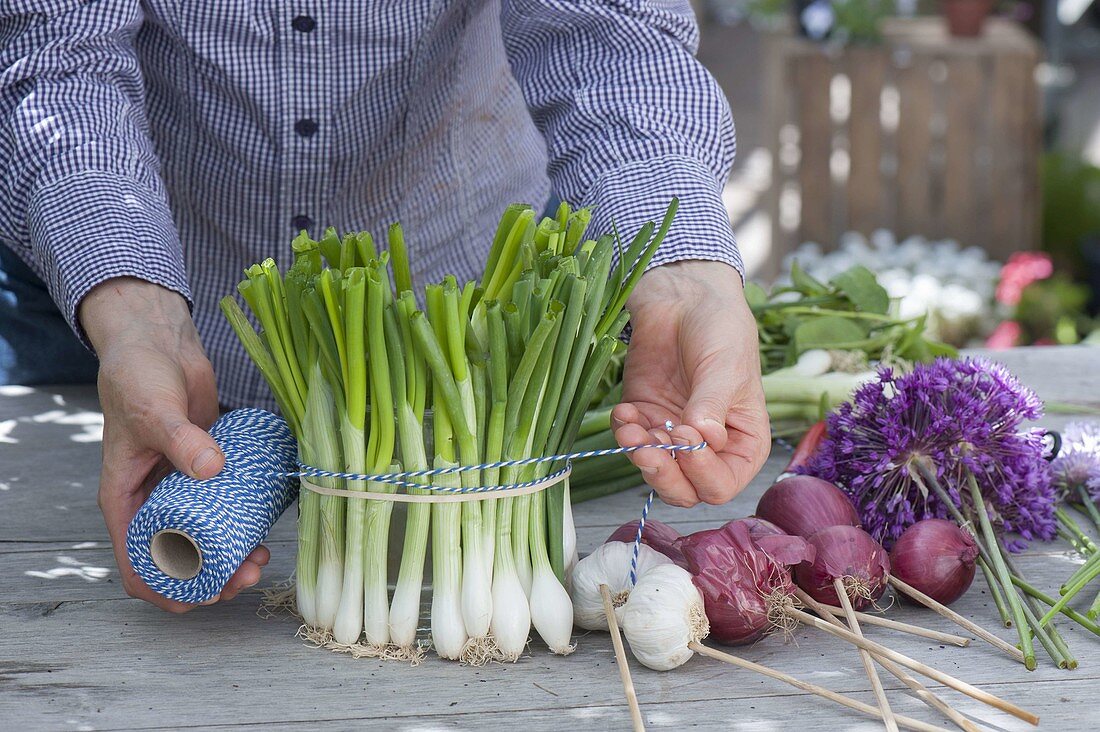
[571,542,673,631]
[620,564,709,671]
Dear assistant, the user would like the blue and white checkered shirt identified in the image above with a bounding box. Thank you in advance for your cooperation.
[1,1,741,409]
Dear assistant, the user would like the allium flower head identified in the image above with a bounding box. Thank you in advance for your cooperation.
[800,357,1056,549]
[1053,421,1100,502]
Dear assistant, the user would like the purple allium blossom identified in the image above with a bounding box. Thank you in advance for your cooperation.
[1053,421,1100,502]
[800,357,1056,550]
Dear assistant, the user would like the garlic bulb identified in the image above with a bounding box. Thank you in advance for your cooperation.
[571,542,672,631]
[620,564,709,671]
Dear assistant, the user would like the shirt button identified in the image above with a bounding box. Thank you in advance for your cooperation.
[291,15,316,33]
[291,214,312,231]
[294,119,318,138]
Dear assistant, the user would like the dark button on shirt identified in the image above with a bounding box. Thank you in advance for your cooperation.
[294,119,318,137]
[291,15,316,33]
[291,214,313,231]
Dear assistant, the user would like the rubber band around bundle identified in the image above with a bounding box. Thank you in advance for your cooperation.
[300,465,572,503]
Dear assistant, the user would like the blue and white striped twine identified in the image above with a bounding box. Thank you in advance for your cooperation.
[127,408,705,603]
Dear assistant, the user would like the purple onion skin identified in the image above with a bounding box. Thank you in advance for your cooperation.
[679,522,797,646]
[756,475,860,539]
[795,525,890,610]
[726,517,785,541]
[890,519,978,606]
[606,519,687,568]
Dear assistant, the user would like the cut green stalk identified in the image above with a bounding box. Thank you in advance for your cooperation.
[387,223,413,295]
[361,268,397,648]
[332,269,370,646]
[1075,486,1100,535]
[388,300,431,652]
[968,475,1035,670]
[484,300,530,660]
[1011,573,1100,637]
[295,364,337,627]
[262,259,309,408]
[1056,507,1097,554]
[977,557,1012,628]
[505,305,563,595]
[443,280,494,655]
[594,198,678,339]
[1018,593,1068,668]
[317,227,341,268]
[530,276,587,579]
[219,297,300,435]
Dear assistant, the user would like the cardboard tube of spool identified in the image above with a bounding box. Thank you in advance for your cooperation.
[149,529,203,580]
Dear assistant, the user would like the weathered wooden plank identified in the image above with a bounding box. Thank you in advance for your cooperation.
[53,679,1100,732]
[794,51,834,246]
[846,47,888,235]
[895,56,936,239]
[943,56,984,247]
[0,578,1087,732]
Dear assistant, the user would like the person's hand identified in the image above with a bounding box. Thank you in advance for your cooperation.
[612,260,771,507]
[80,277,269,612]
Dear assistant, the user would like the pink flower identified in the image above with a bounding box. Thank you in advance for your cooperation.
[985,320,1022,349]
[996,252,1053,306]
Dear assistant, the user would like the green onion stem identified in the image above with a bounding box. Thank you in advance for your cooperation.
[976,557,1012,628]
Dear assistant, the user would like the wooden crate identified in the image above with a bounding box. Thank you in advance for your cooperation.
[762,17,1041,276]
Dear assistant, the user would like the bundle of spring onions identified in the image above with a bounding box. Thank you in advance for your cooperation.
[220,200,677,663]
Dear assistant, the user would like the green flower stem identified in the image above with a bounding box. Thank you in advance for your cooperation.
[1056,506,1097,554]
[1087,586,1100,621]
[1058,550,1100,595]
[1057,527,1089,555]
[976,557,1013,628]
[966,474,1035,669]
[1011,574,1100,637]
[1076,486,1100,535]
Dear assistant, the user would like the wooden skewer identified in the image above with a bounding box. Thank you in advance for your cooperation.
[786,607,1039,726]
[601,584,645,732]
[817,605,970,647]
[834,578,899,732]
[889,576,1025,663]
[689,642,951,732]
[794,589,979,732]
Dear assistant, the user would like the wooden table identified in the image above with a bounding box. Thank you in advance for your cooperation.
[2,347,1097,731]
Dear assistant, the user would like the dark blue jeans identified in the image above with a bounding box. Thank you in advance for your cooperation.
[0,245,99,385]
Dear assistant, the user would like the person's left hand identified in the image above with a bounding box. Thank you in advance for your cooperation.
[612,260,770,507]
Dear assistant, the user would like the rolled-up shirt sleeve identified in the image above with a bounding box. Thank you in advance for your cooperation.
[1,1,190,343]
[500,0,743,280]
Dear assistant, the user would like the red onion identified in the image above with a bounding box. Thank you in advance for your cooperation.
[794,525,890,610]
[784,420,828,473]
[718,518,815,567]
[726,516,785,540]
[606,519,687,568]
[755,475,860,538]
[677,523,799,646]
[890,519,978,606]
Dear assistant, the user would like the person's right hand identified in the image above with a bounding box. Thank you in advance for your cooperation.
[80,277,270,612]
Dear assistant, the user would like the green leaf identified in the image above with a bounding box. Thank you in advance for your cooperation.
[792,316,867,353]
[790,260,829,297]
[830,265,890,314]
[744,281,768,309]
